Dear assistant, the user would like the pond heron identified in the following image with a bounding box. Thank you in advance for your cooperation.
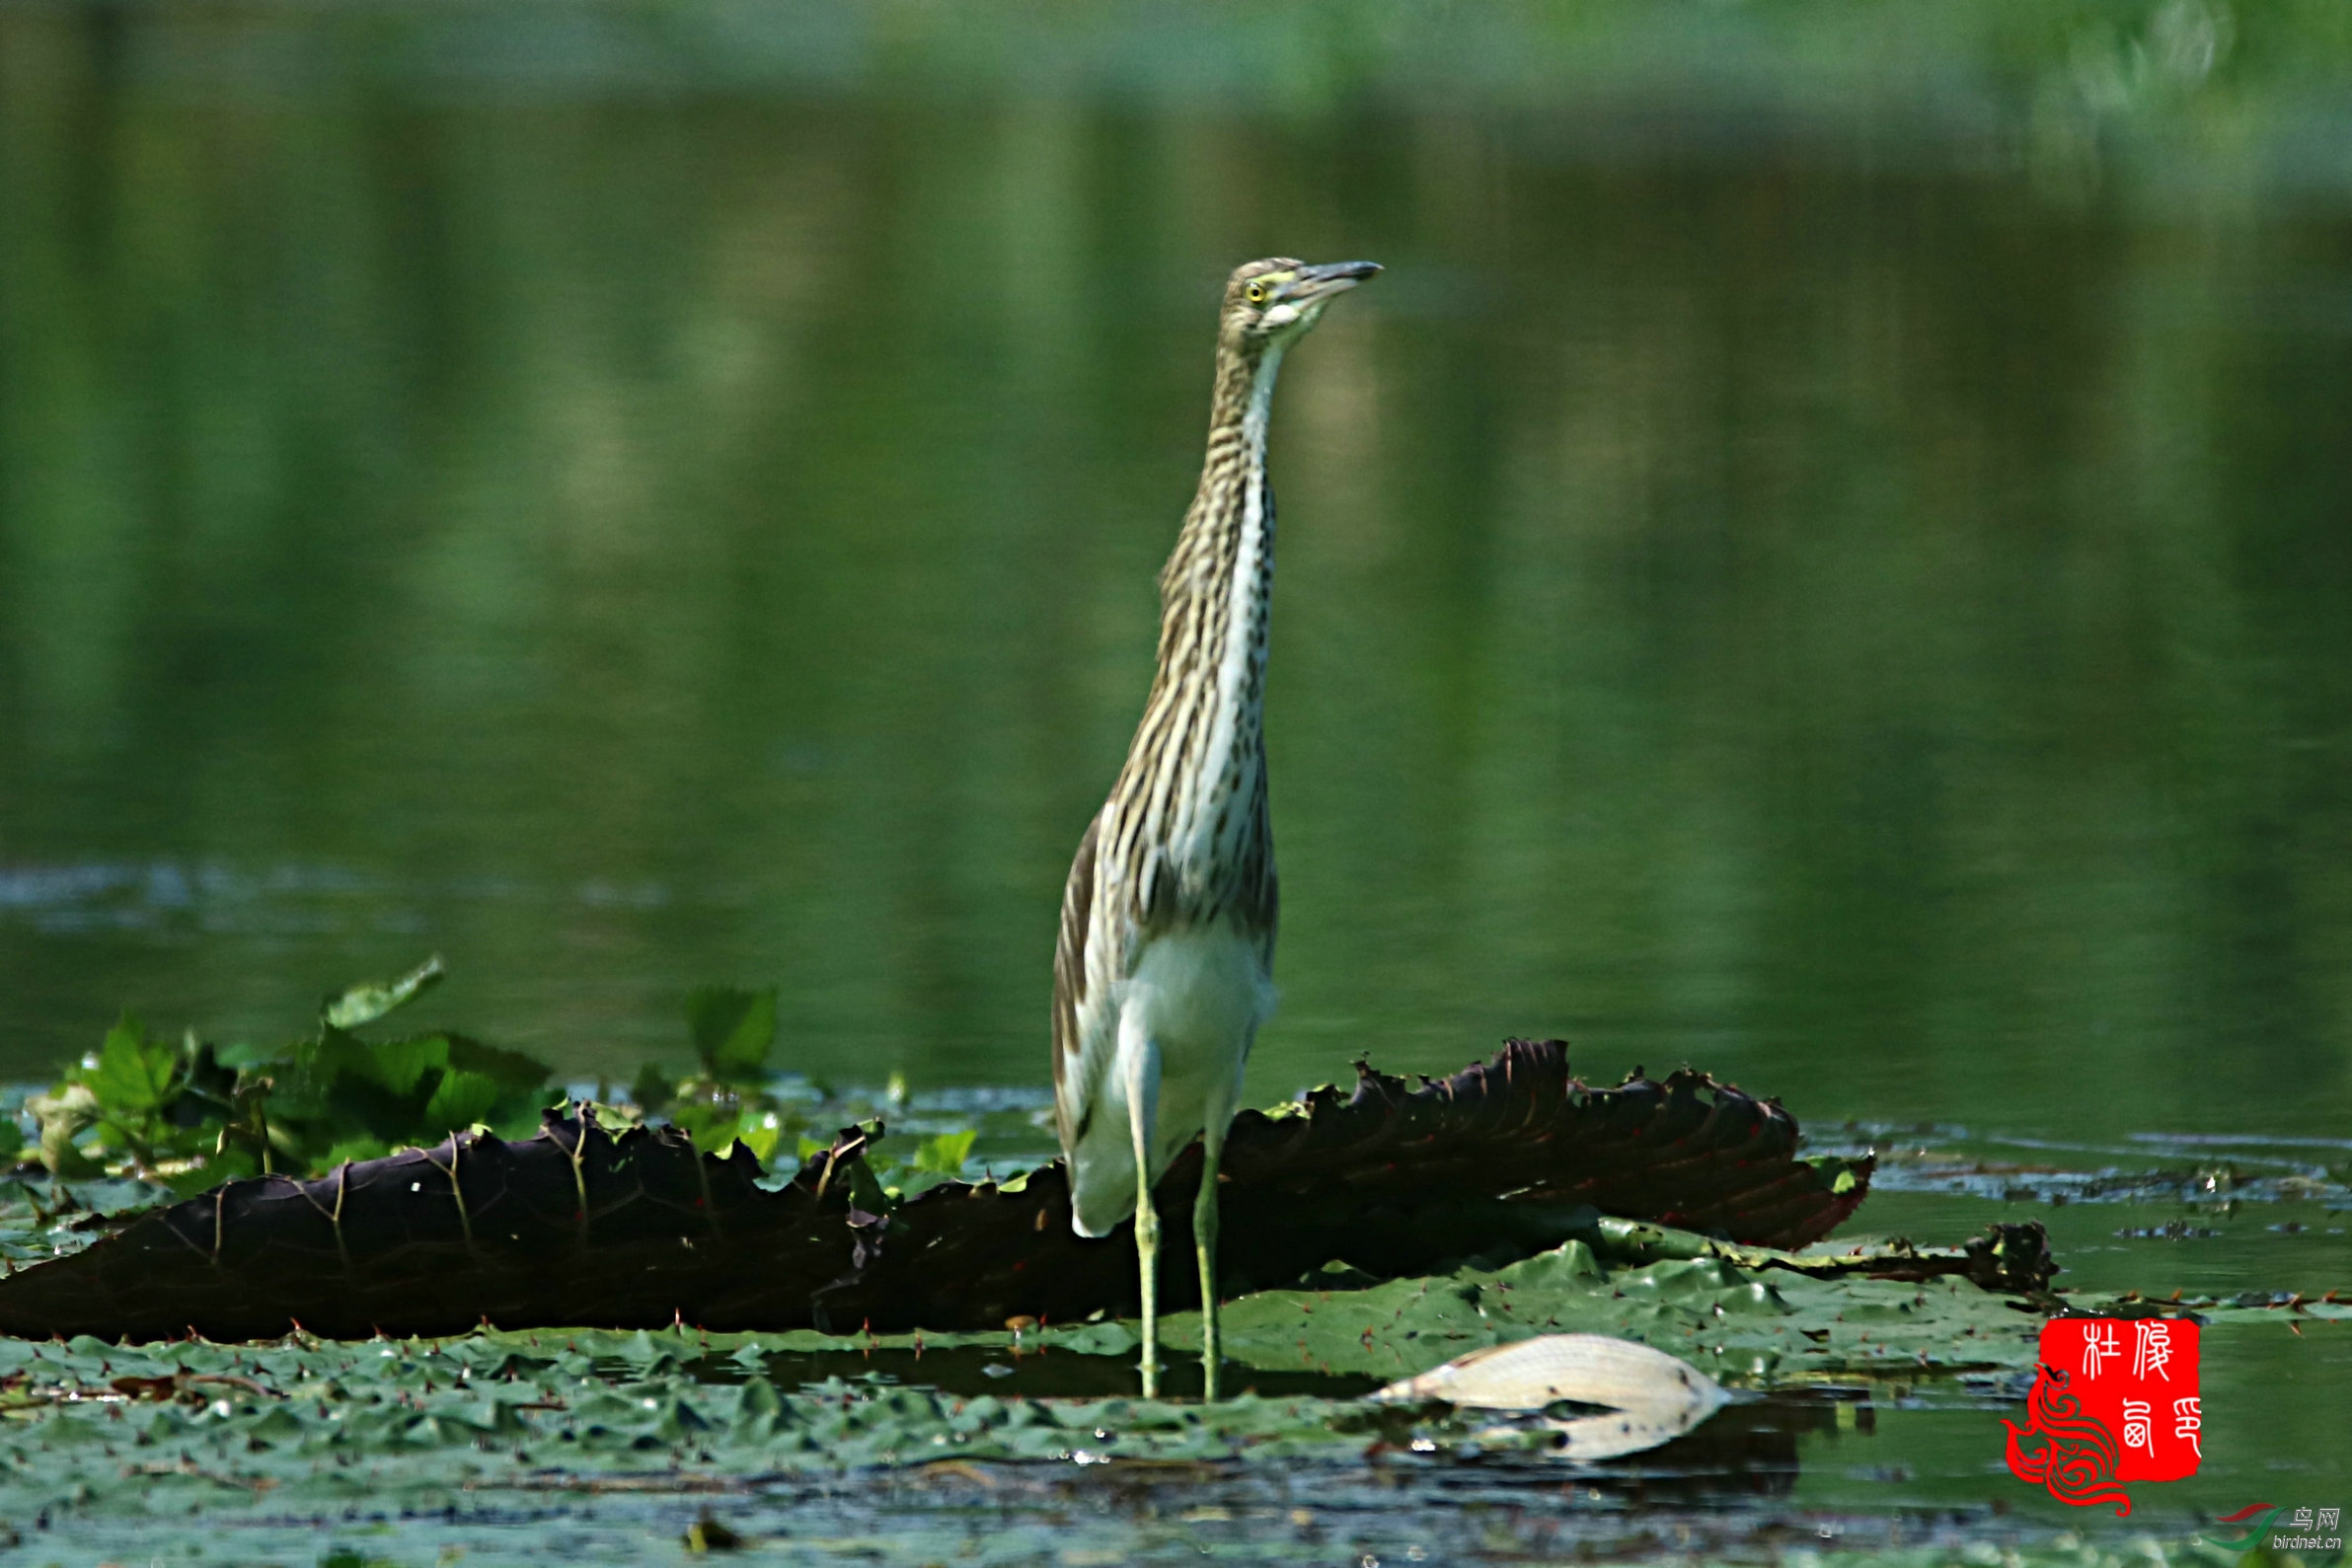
[1052,257,1379,1399]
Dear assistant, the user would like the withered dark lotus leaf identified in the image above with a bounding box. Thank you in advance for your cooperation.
[0,1041,1883,1342]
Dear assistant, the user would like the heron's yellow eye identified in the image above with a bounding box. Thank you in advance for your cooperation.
[1245,279,1269,306]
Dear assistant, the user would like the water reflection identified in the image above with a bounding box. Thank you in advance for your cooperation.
[2,5,2347,1162]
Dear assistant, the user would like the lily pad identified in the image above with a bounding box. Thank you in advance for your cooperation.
[320,954,446,1030]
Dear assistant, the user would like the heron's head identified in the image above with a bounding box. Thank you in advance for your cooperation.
[1222,258,1380,354]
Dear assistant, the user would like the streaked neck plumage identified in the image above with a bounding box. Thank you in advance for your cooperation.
[1109,336,1287,938]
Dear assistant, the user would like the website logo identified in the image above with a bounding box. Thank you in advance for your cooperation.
[2201,1505,2282,1551]
[2202,1505,2342,1556]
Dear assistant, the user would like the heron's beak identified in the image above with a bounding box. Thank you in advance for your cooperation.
[1278,260,1382,304]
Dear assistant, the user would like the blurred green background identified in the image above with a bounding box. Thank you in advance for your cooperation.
[3,0,2348,1149]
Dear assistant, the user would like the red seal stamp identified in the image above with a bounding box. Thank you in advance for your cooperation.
[2004,1317,2201,1514]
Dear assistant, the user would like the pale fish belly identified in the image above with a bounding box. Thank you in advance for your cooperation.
[1067,924,1275,1237]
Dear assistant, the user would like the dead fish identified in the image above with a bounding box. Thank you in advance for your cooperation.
[1529,1398,1724,1461]
[1371,1333,1730,1462]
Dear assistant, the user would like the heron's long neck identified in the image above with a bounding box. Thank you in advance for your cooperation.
[1121,339,1284,905]
[1155,340,1281,728]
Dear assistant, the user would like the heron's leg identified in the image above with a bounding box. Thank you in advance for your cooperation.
[1123,1032,1163,1399]
[1193,1110,1230,1402]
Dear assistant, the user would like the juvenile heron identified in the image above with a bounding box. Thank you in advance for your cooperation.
[1052,257,1379,1399]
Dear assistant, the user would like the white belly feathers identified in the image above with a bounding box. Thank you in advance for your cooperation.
[1066,925,1275,1237]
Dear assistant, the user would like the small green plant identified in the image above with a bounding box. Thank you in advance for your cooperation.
[15,964,948,1202]
[625,983,819,1163]
[24,956,554,1193]
[912,1129,976,1176]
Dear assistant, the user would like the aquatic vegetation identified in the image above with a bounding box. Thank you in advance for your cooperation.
[0,964,1884,1342]
[11,963,857,1193]
[2,964,2341,1565]
[0,1220,2332,1554]
[0,1023,1894,1341]
[21,959,552,1194]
